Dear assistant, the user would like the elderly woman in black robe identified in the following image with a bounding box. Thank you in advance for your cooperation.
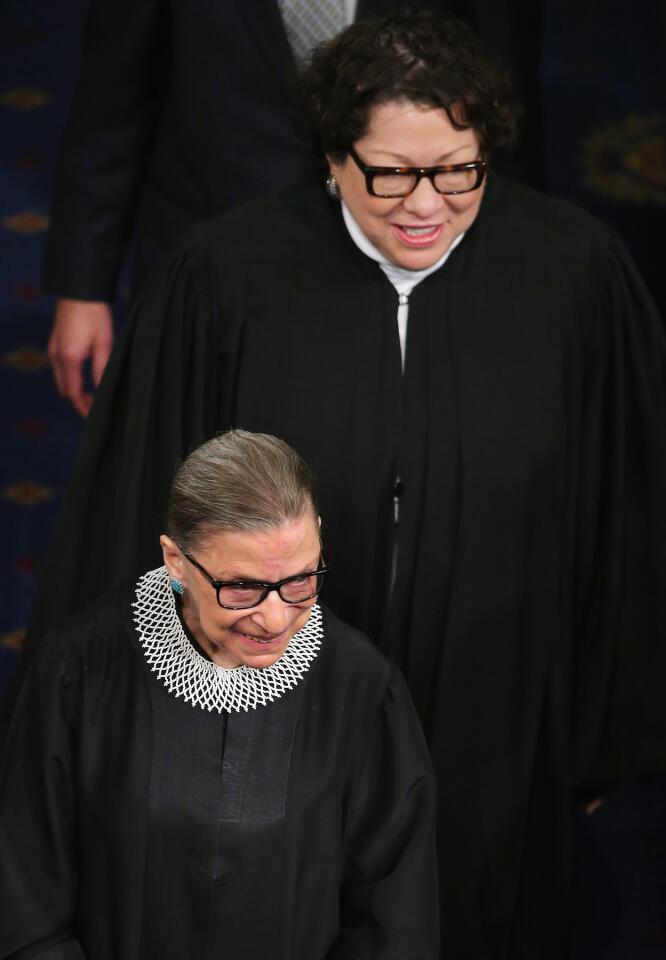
[17,12,666,960]
[0,430,437,959]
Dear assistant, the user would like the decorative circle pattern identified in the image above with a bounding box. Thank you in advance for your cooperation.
[2,481,55,506]
[2,211,50,235]
[1,88,52,110]
[3,347,49,372]
[581,114,666,207]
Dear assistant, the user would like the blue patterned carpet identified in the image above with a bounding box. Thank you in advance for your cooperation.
[1,0,86,699]
[1,1,664,954]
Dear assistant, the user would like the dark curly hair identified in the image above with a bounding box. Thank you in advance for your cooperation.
[292,12,520,179]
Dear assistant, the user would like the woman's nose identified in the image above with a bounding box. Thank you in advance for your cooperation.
[402,176,444,217]
[252,589,290,633]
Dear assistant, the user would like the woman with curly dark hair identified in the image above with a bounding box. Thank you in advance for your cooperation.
[19,12,666,960]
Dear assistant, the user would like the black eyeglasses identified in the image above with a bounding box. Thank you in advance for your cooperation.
[183,552,329,610]
[348,145,486,198]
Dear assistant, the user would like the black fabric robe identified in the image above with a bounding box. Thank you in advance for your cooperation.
[20,174,666,958]
[0,600,437,959]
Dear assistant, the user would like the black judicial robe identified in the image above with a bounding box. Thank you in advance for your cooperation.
[22,175,666,958]
[0,601,437,959]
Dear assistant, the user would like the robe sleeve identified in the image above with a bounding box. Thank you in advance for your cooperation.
[329,666,439,960]
[20,238,221,690]
[570,230,666,791]
[0,637,86,959]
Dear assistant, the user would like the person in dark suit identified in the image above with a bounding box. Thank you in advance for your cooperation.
[43,0,545,415]
[42,1,429,414]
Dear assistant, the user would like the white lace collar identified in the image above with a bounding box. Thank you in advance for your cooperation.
[132,565,323,713]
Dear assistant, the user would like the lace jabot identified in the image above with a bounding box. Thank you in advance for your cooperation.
[132,565,323,713]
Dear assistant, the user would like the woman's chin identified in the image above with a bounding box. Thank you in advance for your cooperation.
[240,651,285,669]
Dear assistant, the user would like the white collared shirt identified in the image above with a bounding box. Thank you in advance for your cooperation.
[341,202,464,369]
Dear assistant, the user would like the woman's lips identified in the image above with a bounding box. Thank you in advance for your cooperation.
[392,223,444,247]
[240,631,283,646]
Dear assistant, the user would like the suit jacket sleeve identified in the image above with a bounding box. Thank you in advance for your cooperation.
[42,0,169,301]
[570,230,666,790]
[0,637,86,960]
[329,666,439,959]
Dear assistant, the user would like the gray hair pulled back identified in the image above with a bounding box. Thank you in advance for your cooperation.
[167,430,318,551]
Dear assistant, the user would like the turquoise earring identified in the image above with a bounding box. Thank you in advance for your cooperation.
[170,577,184,595]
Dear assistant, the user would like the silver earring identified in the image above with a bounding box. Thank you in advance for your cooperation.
[170,577,184,595]
[325,174,339,199]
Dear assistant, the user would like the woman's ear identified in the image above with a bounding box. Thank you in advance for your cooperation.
[160,534,184,580]
[324,158,341,199]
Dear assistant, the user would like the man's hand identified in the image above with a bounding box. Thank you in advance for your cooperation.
[47,298,114,416]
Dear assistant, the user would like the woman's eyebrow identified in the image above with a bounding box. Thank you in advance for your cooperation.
[366,144,476,164]
[217,558,322,582]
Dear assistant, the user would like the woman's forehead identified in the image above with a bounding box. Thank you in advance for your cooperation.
[360,99,478,158]
[194,513,321,570]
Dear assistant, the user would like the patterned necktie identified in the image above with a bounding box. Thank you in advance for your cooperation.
[278,0,346,62]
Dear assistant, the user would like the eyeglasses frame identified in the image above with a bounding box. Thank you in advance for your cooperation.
[347,145,487,198]
[182,551,329,610]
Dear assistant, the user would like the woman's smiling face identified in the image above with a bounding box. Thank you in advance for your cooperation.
[328,100,485,270]
[161,511,321,669]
